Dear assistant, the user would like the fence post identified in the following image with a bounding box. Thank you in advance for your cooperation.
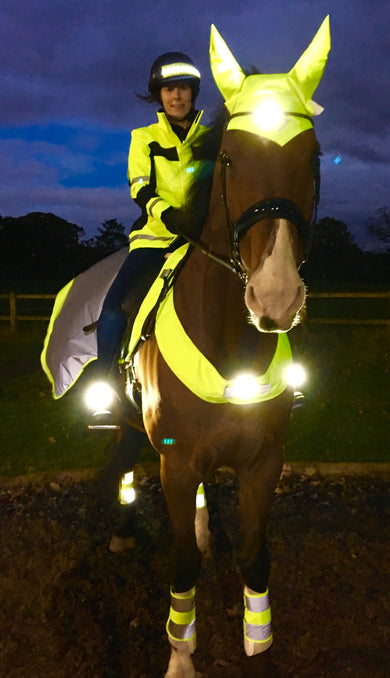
[9,292,17,331]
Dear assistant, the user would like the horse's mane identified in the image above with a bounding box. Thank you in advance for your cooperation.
[183,68,262,234]
[195,106,227,161]
[183,106,227,232]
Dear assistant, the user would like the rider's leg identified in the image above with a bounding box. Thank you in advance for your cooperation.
[87,248,166,426]
[96,247,166,374]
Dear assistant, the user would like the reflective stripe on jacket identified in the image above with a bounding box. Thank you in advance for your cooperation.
[128,110,208,251]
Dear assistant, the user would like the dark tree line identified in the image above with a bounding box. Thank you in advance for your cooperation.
[0,213,128,291]
[366,207,390,248]
[302,213,390,289]
[0,210,389,293]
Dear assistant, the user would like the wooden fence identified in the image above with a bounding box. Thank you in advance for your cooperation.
[0,291,390,331]
[304,291,390,326]
[0,293,56,331]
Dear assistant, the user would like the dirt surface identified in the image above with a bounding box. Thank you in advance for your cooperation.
[0,469,389,678]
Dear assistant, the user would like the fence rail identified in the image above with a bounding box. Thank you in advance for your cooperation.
[0,293,56,331]
[0,291,390,330]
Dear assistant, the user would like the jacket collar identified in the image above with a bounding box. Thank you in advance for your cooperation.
[156,110,204,143]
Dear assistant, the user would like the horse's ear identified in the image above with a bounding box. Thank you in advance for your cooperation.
[289,15,331,100]
[209,24,246,101]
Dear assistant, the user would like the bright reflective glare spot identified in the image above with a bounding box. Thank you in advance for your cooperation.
[120,487,136,505]
[253,98,284,131]
[196,493,206,508]
[228,373,262,400]
[196,483,206,508]
[84,380,116,412]
[284,363,307,388]
[119,471,135,505]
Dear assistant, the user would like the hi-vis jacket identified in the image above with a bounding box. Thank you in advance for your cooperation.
[128,110,208,251]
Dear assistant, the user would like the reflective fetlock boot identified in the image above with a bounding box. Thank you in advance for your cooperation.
[166,586,197,655]
[243,586,273,656]
[165,587,197,678]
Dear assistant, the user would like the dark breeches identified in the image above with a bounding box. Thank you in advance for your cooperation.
[96,248,166,371]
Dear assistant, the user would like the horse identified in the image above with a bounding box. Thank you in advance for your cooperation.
[119,18,330,678]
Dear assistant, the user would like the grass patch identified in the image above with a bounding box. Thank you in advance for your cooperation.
[0,323,389,476]
[286,324,390,463]
[0,325,156,476]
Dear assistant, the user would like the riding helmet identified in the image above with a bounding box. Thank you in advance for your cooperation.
[148,52,201,100]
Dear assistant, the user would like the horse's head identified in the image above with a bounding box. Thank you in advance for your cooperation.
[210,17,330,332]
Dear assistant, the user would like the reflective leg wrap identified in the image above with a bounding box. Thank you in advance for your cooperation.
[119,471,136,505]
[166,586,197,654]
[196,483,206,508]
[195,482,211,556]
[243,586,273,656]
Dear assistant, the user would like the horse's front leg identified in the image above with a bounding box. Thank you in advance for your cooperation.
[238,443,284,670]
[160,458,202,678]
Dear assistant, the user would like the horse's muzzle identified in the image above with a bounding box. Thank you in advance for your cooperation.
[246,282,305,333]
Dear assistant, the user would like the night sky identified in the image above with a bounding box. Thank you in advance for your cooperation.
[1,0,389,248]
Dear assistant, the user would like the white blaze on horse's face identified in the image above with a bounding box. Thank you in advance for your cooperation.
[209,18,330,332]
[244,220,306,332]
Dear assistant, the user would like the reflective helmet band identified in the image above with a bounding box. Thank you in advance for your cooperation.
[160,63,201,80]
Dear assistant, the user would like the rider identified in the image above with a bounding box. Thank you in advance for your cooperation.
[91,52,208,424]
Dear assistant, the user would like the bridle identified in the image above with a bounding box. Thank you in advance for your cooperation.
[181,111,321,283]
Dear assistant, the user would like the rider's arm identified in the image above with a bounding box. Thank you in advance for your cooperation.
[128,129,175,229]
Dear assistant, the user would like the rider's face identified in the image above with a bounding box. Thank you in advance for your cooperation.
[160,82,192,126]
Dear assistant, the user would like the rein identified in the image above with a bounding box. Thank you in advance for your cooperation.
[180,112,321,283]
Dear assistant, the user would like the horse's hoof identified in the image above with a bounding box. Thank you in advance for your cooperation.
[164,646,196,678]
[108,535,136,552]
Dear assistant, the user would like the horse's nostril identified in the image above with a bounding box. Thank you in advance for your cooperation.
[260,316,277,332]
